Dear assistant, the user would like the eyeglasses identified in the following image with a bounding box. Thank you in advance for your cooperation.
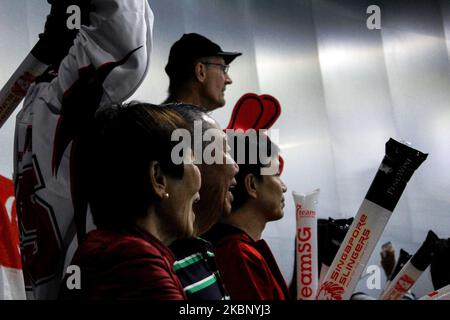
[200,62,230,74]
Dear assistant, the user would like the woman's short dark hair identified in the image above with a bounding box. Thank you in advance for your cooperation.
[228,131,280,211]
[79,102,206,230]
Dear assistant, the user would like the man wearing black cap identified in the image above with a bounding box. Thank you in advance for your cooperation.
[165,33,241,300]
[164,33,241,111]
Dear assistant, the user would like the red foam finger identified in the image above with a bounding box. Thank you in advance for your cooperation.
[226,93,264,130]
[279,155,284,175]
[257,94,281,130]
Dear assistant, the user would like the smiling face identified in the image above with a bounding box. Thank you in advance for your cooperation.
[164,154,201,238]
[199,56,233,110]
[193,119,239,235]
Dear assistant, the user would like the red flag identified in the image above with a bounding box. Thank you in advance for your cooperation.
[0,175,21,269]
[0,174,25,299]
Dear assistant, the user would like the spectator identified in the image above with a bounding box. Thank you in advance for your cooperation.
[169,115,239,299]
[203,132,290,300]
[14,0,154,299]
[59,103,204,299]
[164,33,241,111]
[165,33,241,300]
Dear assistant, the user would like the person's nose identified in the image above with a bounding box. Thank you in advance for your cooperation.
[228,157,239,176]
[281,180,287,193]
[225,73,232,85]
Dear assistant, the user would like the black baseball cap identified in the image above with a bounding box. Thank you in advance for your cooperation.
[165,33,242,77]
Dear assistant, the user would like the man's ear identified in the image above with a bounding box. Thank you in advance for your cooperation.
[195,62,207,83]
[149,161,168,199]
[244,174,258,199]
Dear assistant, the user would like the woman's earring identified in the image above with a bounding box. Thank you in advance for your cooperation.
[163,193,170,199]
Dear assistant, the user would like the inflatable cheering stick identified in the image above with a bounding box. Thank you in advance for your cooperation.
[381,248,412,294]
[0,0,92,129]
[293,189,320,300]
[420,284,450,300]
[380,230,438,300]
[430,237,450,291]
[0,54,48,128]
[318,217,354,286]
[317,139,428,300]
[420,236,450,301]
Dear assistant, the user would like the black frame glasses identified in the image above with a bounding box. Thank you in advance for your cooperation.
[200,62,230,74]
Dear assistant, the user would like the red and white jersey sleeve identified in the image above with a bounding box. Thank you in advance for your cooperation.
[13,0,154,299]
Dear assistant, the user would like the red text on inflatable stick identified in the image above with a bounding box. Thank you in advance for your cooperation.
[296,204,315,299]
[11,72,36,97]
[331,214,371,287]
[392,274,415,298]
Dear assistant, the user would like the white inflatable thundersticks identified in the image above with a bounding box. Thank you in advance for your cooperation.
[381,248,412,294]
[316,138,428,300]
[318,218,354,286]
[293,189,320,300]
[0,53,48,128]
[419,284,450,300]
[380,230,438,300]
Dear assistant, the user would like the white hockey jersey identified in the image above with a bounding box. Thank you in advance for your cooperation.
[13,0,154,299]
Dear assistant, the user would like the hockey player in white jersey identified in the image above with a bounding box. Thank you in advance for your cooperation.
[14,0,154,299]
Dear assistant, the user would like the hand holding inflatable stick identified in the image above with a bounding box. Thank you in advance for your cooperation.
[316,139,427,300]
[0,0,91,129]
[384,233,449,300]
[389,248,412,281]
[380,241,396,278]
[380,248,412,294]
[0,55,48,129]
[380,230,439,300]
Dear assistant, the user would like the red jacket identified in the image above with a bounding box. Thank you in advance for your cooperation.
[204,224,290,300]
[60,227,186,300]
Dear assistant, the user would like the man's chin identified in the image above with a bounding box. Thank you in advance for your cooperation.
[217,97,226,108]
